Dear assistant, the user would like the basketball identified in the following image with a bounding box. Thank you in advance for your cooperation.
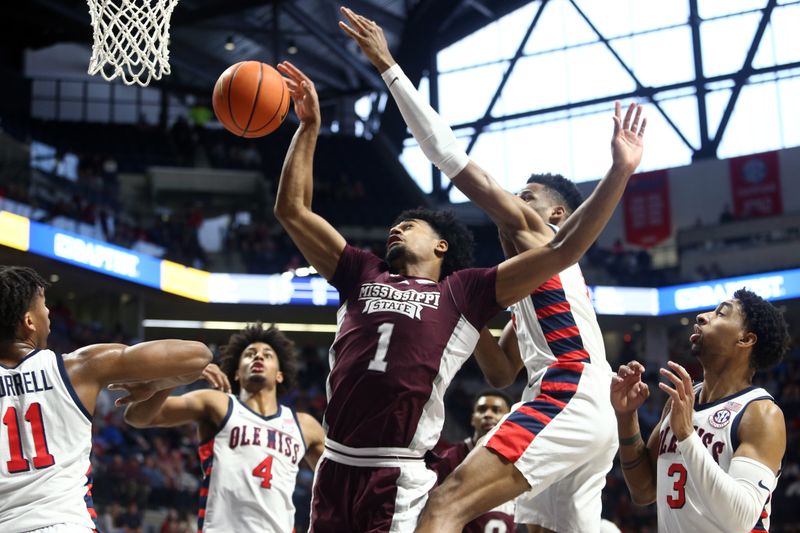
[212,61,290,138]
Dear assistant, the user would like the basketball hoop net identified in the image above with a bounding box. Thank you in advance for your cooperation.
[86,0,179,86]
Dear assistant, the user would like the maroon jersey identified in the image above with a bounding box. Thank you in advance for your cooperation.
[325,245,501,451]
[434,439,517,533]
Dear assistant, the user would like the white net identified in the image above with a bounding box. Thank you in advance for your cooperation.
[86,0,179,86]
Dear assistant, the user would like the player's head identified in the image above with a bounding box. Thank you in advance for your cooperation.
[691,288,790,372]
[470,389,512,440]
[0,266,50,348]
[387,207,474,279]
[220,323,298,396]
[519,173,583,226]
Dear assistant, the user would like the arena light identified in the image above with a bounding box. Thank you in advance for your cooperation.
[0,211,30,251]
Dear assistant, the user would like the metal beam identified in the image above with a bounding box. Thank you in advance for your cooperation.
[445,60,800,133]
[568,0,696,153]
[173,0,271,25]
[710,0,777,152]
[281,2,384,90]
[464,0,548,155]
[689,0,712,159]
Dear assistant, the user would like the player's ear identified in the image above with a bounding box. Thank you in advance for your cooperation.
[551,205,566,221]
[738,331,756,349]
[20,311,36,336]
[434,238,448,255]
[276,371,284,384]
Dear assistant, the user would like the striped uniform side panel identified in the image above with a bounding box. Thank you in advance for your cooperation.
[532,276,591,364]
[84,466,97,526]
[751,506,769,531]
[197,440,215,533]
[486,362,585,462]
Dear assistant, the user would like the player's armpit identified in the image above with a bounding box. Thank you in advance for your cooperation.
[297,412,325,470]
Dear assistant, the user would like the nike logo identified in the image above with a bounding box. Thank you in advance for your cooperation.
[389,77,399,88]
[758,480,770,492]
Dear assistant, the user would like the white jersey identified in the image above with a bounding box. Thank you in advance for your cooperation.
[656,384,777,532]
[0,349,95,532]
[511,226,610,399]
[198,396,306,533]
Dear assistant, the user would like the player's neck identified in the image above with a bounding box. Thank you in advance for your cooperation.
[698,365,752,405]
[239,388,279,417]
[396,260,441,282]
[0,339,39,365]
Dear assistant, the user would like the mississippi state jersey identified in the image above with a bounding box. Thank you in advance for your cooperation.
[656,384,777,532]
[511,226,609,399]
[433,438,516,533]
[197,396,306,533]
[0,349,96,532]
[326,245,502,452]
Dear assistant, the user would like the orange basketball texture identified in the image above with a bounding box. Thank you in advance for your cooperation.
[212,61,290,138]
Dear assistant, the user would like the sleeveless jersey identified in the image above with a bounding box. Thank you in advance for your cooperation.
[326,245,502,452]
[656,384,777,532]
[0,349,96,532]
[511,226,609,399]
[197,396,306,533]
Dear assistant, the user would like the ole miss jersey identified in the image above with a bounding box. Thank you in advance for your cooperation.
[656,384,777,532]
[0,349,96,532]
[197,396,306,533]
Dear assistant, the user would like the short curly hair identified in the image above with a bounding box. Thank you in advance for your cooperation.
[0,266,49,342]
[392,207,474,279]
[219,323,298,397]
[734,288,791,370]
[527,173,583,215]
[472,389,513,412]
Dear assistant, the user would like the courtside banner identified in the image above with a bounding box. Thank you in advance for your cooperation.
[622,170,671,248]
[28,221,162,289]
[729,150,783,219]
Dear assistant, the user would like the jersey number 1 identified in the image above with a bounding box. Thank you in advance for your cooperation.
[2,403,55,473]
[368,323,395,372]
[666,462,687,508]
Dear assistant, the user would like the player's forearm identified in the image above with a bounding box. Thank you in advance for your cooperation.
[119,340,211,384]
[123,388,174,428]
[473,330,521,388]
[275,122,319,220]
[616,412,658,504]
[546,163,635,265]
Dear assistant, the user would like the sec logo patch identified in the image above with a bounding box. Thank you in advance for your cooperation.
[709,408,732,428]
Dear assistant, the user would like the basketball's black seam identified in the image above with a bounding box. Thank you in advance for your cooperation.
[248,69,287,134]
[227,62,245,133]
[241,62,264,136]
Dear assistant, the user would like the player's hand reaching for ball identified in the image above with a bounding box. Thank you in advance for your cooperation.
[611,101,647,174]
[202,363,231,393]
[659,361,695,441]
[108,381,159,407]
[611,360,650,416]
[339,6,395,73]
[277,61,320,127]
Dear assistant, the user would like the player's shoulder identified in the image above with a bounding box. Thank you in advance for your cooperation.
[294,411,324,438]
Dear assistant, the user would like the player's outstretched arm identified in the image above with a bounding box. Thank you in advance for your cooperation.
[611,361,660,505]
[494,102,645,307]
[119,388,227,430]
[473,324,523,388]
[339,7,551,250]
[661,362,783,531]
[298,412,325,470]
[273,61,346,281]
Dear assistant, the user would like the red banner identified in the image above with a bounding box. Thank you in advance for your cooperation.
[729,151,783,218]
[623,170,671,248]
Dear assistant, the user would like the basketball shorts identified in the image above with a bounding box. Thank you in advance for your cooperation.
[27,525,95,533]
[309,440,436,533]
[483,361,618,533]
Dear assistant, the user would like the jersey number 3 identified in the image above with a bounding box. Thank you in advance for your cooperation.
[666,463,687,509]
[2,403,55,473]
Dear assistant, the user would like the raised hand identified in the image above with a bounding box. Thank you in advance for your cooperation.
[659,361,695,441]
[276,61,320,126]
[108,381,158,407]
[338,6,395,72]
[611,360,650,415]
[611,101,647,173]
[201,363,231,393]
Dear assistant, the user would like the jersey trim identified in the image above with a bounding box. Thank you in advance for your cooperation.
[694,385,758,410]
[55,351,92,422]
[290,407,307,452]
[0,348,41,369]
[235,397,282,421]
[730,396,775,452]
[197,395,234,446]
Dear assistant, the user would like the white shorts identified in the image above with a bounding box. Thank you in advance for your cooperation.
[483,362,618,533]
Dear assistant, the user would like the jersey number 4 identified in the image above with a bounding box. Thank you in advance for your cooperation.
[252,455,274,488]
[2,403,55,473]
[666,463,687,509]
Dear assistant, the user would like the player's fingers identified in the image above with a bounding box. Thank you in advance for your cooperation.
[639,117,648,138]
[338,20,360,39]
[612,115,621,136]
[631,105,642,134]
[615,100,621,121]
[667,361,693,396]
[637,382,650,399]
[623,102,635,131]
[107,383,124,390]
[659,368,685,398]
[658,382,678,401]
[115,395,132,407]
[629,360,645,374]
